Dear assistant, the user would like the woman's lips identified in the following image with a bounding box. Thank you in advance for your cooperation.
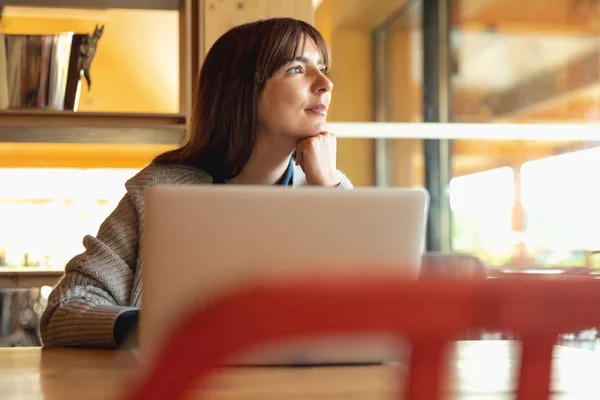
[305,104,327,116]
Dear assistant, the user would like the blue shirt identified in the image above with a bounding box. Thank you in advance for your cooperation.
[212,157,294,185]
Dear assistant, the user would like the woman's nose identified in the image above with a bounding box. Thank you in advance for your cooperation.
[315,72,333,93]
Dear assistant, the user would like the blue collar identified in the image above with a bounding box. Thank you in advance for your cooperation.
[212,158,294,186]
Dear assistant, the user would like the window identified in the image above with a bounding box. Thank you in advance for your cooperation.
[0,168,137,268]
[522,146,600,267]
[450,167,515,266]
[447,0,600,266]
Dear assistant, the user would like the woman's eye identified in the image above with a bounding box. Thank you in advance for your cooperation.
[320,67,329,75]
[288,66,303,74]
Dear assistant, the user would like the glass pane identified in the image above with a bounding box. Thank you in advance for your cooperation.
[451,138,600,268]
[449,0,600,268]
[0,6,179,114]
[522,145,600,267]
[450,166,514,266]
[382,0,422,124]
[452,0,600,124]
[383,1,424,187]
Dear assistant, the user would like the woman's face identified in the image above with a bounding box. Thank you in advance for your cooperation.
[257,37,333,142]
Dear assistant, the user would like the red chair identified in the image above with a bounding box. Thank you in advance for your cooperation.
[126,274,600,400]
[421,252,489,280]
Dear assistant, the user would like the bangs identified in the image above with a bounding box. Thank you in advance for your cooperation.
[254,19,330,91]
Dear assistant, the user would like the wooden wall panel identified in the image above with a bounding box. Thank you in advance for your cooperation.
[327,28,374,187]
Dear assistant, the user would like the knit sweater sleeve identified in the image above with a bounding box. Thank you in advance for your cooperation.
[39,193,139,348]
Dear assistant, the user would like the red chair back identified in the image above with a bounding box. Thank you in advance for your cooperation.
[126,274,600,400]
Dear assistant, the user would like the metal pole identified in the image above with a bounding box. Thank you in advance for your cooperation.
[373,30,392,187]
[423,0,452,252]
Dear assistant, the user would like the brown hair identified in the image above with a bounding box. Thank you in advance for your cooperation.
[153,17,330,179]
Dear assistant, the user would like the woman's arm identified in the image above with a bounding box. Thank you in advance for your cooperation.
[296,131,354,188]
[39,193,139,348]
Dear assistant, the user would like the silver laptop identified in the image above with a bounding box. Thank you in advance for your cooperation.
[139,185,429,366]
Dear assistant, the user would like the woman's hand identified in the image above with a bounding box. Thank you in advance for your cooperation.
[295,131,340,187]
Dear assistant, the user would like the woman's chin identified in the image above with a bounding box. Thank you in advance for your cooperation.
[309,122,328,134]
[290,126,327,139]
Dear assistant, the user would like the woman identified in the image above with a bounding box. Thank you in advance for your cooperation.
[40,17,353,348]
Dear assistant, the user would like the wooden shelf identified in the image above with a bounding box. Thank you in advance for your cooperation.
[0,110,186,145]
[2,0,179,10]
[1,0,196,146]
[0,109,185,126]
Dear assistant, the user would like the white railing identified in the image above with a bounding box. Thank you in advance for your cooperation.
[327,122,600,140]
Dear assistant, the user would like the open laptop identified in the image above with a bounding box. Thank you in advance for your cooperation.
[139,185,429,366]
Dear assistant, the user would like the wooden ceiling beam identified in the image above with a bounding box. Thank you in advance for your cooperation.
[493,50,600,117]
[456,0,600,30]
[453,50,600,120]
[451,139,572,157]
[457,21,600,36]
[509,93,600,121]
[454,0,600,35]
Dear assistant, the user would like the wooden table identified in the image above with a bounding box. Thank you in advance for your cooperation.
[2,341,600,399]
[0,268,64,289]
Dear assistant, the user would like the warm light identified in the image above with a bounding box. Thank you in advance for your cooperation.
[522,147,600,256]
[0,168,138,269]
[449,167,515,265]
[450,144,600,268]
